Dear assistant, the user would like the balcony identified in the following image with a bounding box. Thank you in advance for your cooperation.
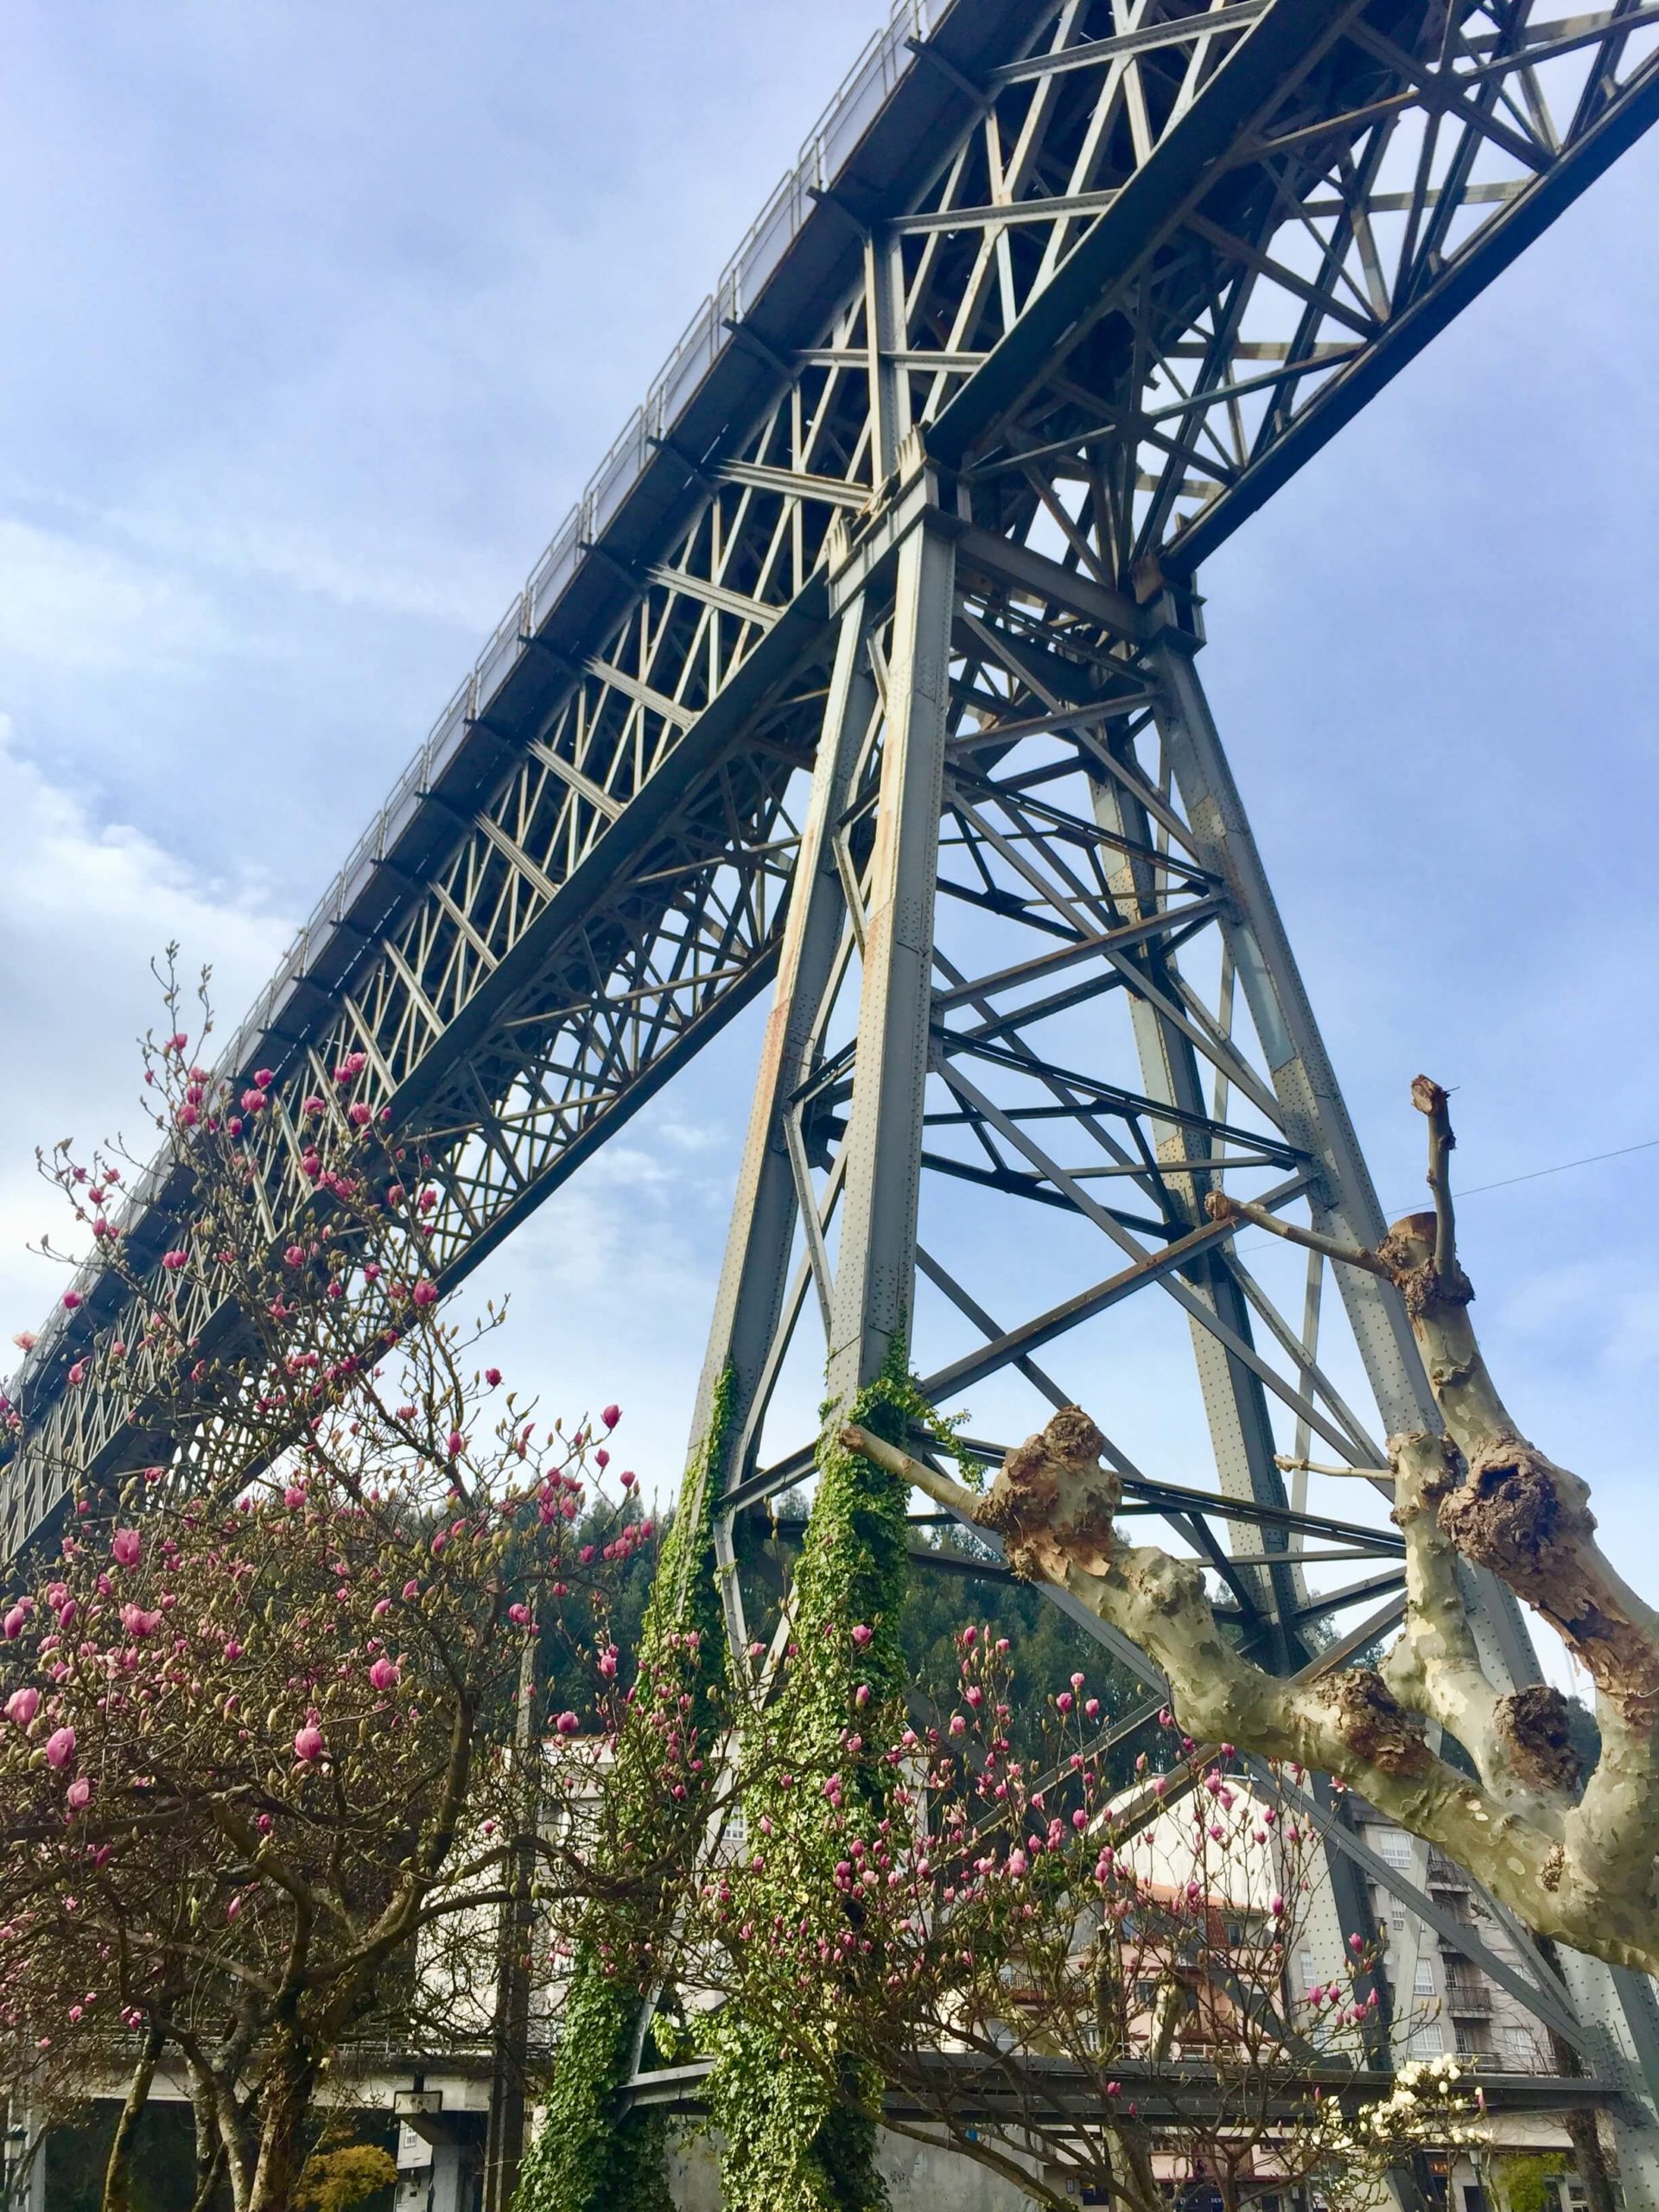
[1444,1980,1494,2016]
[1427,1852,1471,1891]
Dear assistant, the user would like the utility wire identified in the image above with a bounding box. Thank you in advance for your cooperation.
[1417,1134,1659,1206]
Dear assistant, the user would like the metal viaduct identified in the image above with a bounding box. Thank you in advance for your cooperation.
[7,0,1659,2196]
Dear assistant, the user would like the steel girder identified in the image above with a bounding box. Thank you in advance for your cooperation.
[658,460,1659,2164]
[10,0,1656,1545]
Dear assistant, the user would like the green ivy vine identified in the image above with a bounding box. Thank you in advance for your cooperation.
[514,1370,736,2212]
[706,1344,957,2212]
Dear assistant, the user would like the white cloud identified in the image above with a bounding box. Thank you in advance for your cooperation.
[0,516,232,677]
[0,714,291,1341]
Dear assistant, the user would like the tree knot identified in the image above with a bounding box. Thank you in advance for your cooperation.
[977,1408,1120,1584]
[1437,1441,1594,1586]
[1312,1669,1432,1777]
[1376,1212,1473,1315]
[1495,1685,1582,1796]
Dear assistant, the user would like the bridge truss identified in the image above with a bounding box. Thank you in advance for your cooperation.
[9,0,1659,2194]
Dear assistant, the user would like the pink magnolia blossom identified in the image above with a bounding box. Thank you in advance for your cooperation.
[554,1711,580,1736]
[11,1331,36,1352]
[61,1291,82,1311]
[602,1403,620,1428]
[111,1529,141,1567]
[66,1777,91,1813]
[2,1606,24,1640]
[485,1367,502,1387]
[411,1280,438,1307]
[508,1603,531,1626]
[850,1623,874,1649]
[161,1249,188,1271]
[369,1657,399,1691]
[5,1688,39,1728]
[293,1725,324,1763]
[45,1727,76,1770]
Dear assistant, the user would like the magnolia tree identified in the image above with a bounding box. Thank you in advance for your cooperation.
[671,1624,1477,2212]
[0,978,648,2212]
[842,1079,1659,1977]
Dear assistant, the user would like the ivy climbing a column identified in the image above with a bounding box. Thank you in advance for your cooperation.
[514,1373,736,2212]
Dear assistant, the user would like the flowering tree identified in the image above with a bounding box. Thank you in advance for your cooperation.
[0,977,645,2212]
[841,1079,1659,1980]
[672,1624,1476,2212]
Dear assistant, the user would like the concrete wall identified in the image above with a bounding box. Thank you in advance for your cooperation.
[665,2123,1043,2211]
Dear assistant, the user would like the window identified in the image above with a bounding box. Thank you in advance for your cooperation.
[1297,1951,1318,1994]
[1408,2022,1446,2057]
[1372,1828,1414,1872]
[1505,2026,1537,2059]
[1414,1960,1436,1997]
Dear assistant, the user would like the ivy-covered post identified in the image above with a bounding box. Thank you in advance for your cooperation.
[704,503,960,2209]
[708,1355,975,2212]
[513,1376,735,2212]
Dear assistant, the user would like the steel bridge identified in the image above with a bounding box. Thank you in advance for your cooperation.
[9,0,1659,2198]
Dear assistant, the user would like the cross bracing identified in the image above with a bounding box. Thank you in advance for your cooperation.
[7,0,1659,2177]
[9,0,1655,1548]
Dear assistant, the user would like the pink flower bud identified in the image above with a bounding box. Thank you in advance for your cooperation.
[46,1726,76,1770]
[369,1657,398,1691]
[602,1403,620,1428]
[555,1711,580,1736]
[485,1368,502,1387]
[111,1529,141,1567]
[2,1606,24,1640]
[509,1603,531,1626]
[6,1687,40,1727]
[403,1580,421,1600]
[293,1726,324,1763]
[62,1292,82,1311]
[66,1777,91,1812]
[851,1624,874,1648]
[412,1281,438,1306]
[348,1102,372,1127]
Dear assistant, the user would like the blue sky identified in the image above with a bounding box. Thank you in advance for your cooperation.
[3,1,1658,1663]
